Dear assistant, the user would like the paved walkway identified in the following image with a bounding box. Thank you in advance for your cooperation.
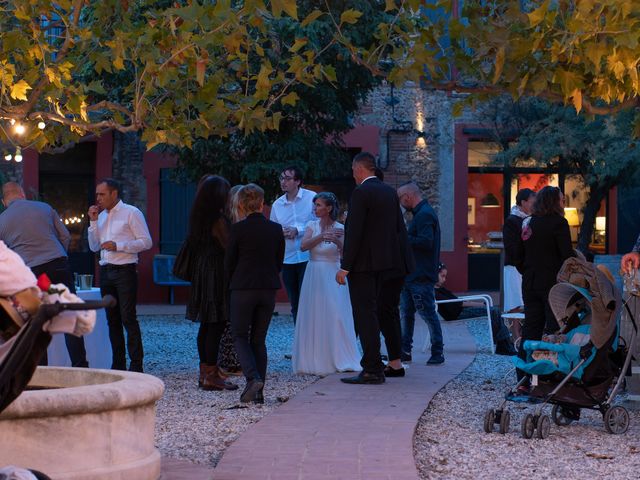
[210,319,477,480]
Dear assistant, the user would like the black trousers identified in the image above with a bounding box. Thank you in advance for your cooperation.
[378,275,404,362]
[348,271,384,375]
[230,289,276,382]
[281,262,307,324]
[31,257,88,368]
[517,287,558,380]
[197,321,225,365]
[100,264,143,372]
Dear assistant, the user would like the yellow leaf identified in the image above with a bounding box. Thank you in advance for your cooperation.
[281,92,299,106]
[340,9,362,25]
[290,38,307,53]
[301,10,323,27]
[385,0,397,12]
[44,67,57,83]
[271,0,297,19]
[571,88,582,113]
[10,79,31,101]
[256,64,272,92]
[196,58,206,86]
[527,0,549,28]
[493,46,505,84]
[113,56,125,70]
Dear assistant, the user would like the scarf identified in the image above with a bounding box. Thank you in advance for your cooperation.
[510,205,528,219]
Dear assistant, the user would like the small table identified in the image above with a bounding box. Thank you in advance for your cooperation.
[46,287,112,369]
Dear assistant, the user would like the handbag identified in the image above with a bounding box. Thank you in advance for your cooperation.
[172,240,193,281]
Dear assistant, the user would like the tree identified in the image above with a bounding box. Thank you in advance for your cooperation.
[491,98,640,253]
[0,0,431,152]
[172,0,393,199]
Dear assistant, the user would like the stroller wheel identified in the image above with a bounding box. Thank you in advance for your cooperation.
[483,409,496,433]
[551,405,575,426]
[521,414,535,439]
[499,409,510,434]
[604,406,630,434]
[535,415,551,439]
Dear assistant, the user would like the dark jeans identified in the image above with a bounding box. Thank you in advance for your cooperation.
[230,289,276,382]
[378,275,404,362]
[400,281,443,356]
[100,264,143,372]
[281,262,307,324]
[348,271,384,375]
[31,257,88,368]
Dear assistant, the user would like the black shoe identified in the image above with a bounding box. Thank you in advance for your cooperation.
[400,352,412,363]
[253,389,264,404]
[426,354,445,365]
[383,365,405,378]
[240,379,265,403]
[341,372,385,385]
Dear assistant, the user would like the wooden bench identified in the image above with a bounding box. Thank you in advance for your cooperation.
[152,255,190,304]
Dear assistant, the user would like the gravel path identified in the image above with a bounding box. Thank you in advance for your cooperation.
[414,319,640,479]
[140,313,318,467]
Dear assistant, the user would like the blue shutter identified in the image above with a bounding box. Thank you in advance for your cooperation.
[159,169,196,254]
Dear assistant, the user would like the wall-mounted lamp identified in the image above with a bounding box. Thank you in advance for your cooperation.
[595,216,606,232]
[480,193,500,208]
[564,207,580,227]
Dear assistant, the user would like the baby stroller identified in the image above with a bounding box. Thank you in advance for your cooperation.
[0,297,115,414]
[483,260,637,439]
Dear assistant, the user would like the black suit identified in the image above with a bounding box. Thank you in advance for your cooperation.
[341,177,405,375]
[225,213,285,383]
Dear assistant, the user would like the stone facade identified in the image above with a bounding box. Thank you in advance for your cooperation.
[111,131,148,215]
[353,82,478,252]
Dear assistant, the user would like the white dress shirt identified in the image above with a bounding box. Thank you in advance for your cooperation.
[270,187,316,264]
[88,200,152,266]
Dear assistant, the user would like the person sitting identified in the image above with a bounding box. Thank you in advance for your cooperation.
[435,263,516,355]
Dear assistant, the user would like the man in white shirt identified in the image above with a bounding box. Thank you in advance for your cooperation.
[88,178,152,372]
[269,166,315,325]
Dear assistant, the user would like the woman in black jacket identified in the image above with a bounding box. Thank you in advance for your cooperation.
[515,186,574,387]
[226,184,285,403]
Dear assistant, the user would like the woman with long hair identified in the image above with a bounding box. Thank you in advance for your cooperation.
[515,185,574,390]
[292,192,361,375]
[185,175,238,391]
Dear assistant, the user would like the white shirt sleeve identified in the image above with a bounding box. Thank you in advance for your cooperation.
[88,220,101,252]
[115,209,152,253]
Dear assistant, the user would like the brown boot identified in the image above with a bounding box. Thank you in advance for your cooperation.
[202,366,239,391]
[199,363,206,388]
[215,367,239,391]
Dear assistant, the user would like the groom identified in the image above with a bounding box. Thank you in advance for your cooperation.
[336,152,406,385]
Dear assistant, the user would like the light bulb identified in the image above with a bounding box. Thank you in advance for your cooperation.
[38,121,46,130]
[4,153,12,161]
[9,119,15,125]
[14,123,26,135]
[15,154,23,162]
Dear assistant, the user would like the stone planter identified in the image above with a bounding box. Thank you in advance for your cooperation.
[0,367,164,479]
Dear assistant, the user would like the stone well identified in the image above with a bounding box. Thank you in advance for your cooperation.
[0,367,164,479]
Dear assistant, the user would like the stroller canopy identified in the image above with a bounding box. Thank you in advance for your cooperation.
[554,257,620,349]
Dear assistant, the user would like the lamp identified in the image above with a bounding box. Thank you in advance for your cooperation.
[595,216,606,231]
[480,193,500,208]
[564,208,580,227]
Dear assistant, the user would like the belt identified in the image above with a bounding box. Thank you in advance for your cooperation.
[101,263,136,270]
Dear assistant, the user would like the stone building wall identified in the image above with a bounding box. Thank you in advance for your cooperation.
[111,131,147,215]
[353,82,479,252]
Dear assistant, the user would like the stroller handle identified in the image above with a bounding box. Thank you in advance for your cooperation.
[39,295,117,316]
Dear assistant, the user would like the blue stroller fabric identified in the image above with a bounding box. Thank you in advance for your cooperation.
[513,324,596,379]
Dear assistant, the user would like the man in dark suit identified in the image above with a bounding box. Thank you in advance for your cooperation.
[226,184,285,403]
[336,152,406,384]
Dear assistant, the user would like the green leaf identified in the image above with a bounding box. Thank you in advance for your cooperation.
[340,9,363,25]
[87,80,106,95]
[290,38,307,53]
[10,79,31,101]
[493,46,505,84]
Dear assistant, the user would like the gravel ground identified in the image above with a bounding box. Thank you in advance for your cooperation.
[415,319,640,479]
[140,313,318,467]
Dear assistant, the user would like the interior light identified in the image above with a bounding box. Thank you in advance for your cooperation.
[38,121,46,130]
[14,123,26,135]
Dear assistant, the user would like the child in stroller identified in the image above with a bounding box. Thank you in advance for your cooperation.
[483,258,637,439]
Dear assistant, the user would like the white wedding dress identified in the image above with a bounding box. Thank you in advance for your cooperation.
[292,220,362,375]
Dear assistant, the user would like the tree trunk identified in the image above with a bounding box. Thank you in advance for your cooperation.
[577,184,606,255]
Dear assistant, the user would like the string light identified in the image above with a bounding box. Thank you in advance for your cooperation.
[14,147,22,162]
[14,123,26,135]
[4,153,12,161]
[37,121,46,130]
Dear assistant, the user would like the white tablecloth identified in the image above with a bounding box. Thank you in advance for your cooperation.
[46,287,112,369]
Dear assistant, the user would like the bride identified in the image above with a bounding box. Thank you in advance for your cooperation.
[292,192,361,375]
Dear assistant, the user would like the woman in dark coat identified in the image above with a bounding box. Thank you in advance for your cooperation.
[514,186,574,386]
[185,175,238,391]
